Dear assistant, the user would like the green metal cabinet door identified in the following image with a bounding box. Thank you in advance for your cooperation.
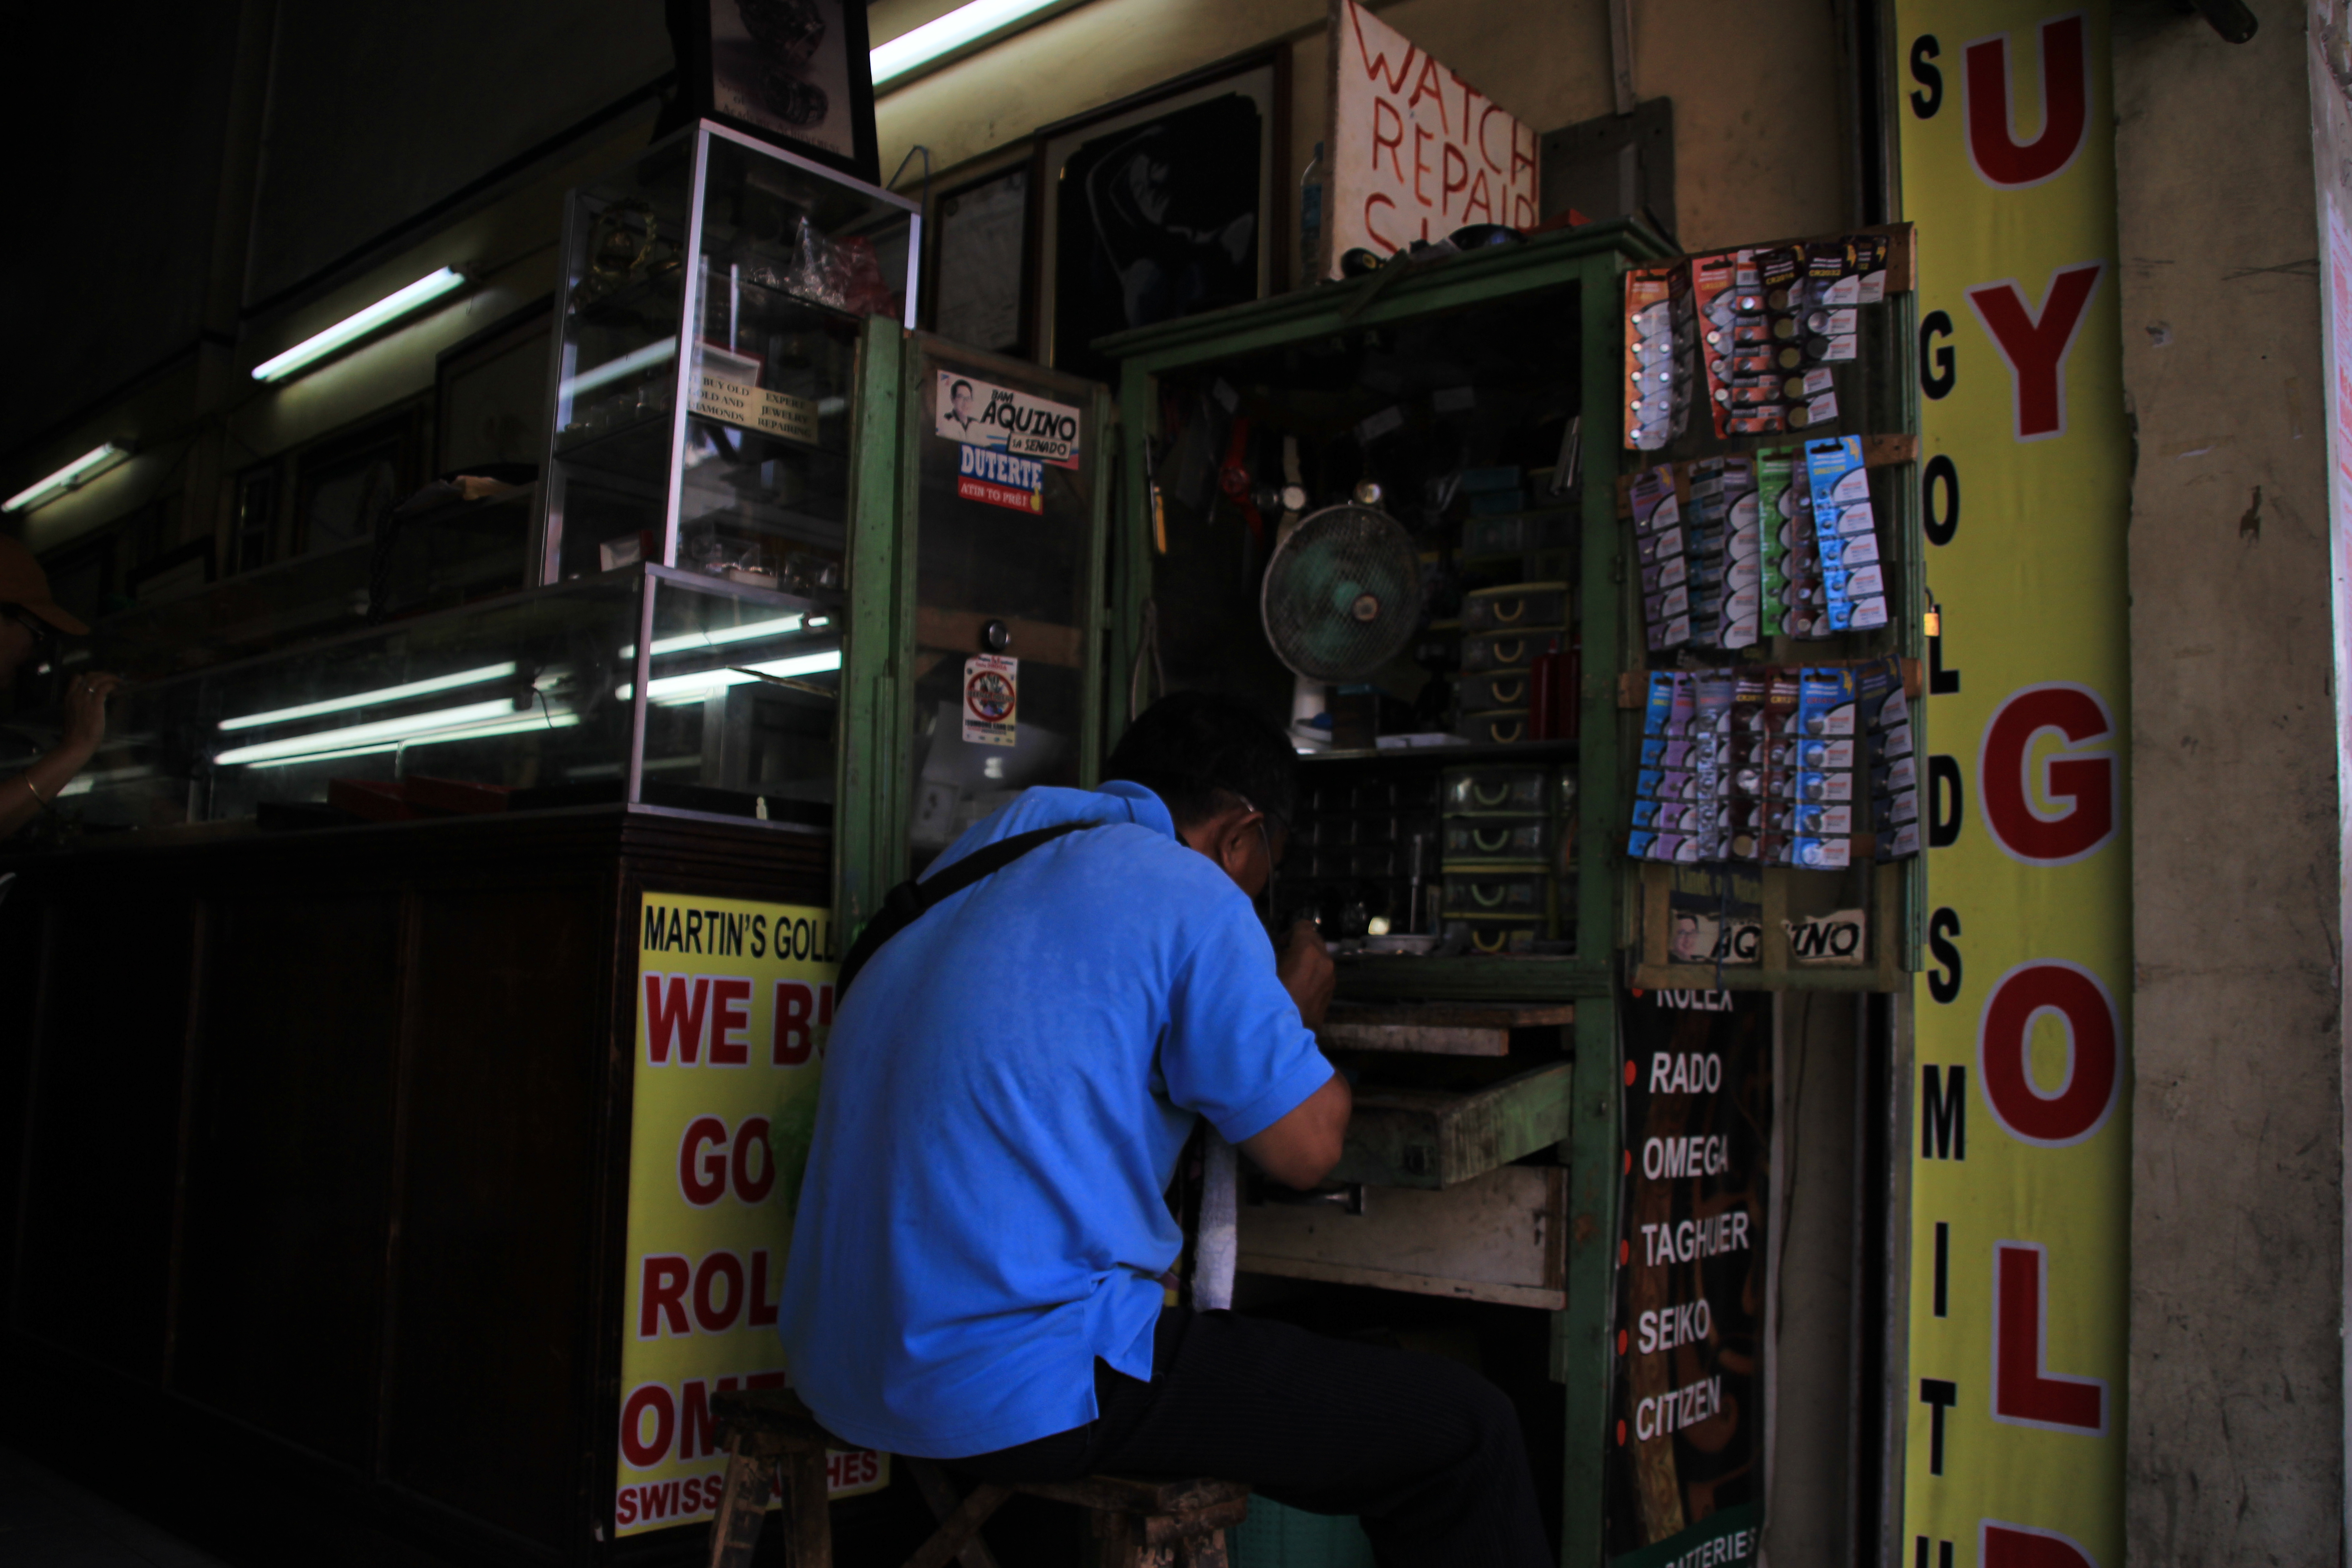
[834,325,1114,938]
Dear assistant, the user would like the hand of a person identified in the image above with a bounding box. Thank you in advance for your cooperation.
[1276,918,1336,1032]
[60,672,122,758]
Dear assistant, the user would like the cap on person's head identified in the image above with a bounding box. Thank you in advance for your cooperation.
[0,535,88,636]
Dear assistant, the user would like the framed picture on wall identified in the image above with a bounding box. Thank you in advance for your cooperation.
[230,464,279,575]
[124,537,215,608]
[293,411,420,559]
[925,158,1033,357]
[672,0,881,183]
[435,297,553,480]
[1033,48,1289,384]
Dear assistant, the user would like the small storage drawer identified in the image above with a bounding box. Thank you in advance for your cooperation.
[1462,581,1569,631]
[1441,767,1549,815]
[1451,916,1544,955]
[1459,631,1554,672]
[1457,670,1535,711]
[1441,815,1551,865]
[1237,1164,1567,1310]
[1455,710,1535,745]
[1442,872,1548,917]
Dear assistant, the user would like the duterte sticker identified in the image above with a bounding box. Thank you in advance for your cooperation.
[962,655,1018,747]
[955,442,1045,514]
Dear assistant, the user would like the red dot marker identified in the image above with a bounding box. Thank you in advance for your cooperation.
[1616,1419,1628,1446]
[1617,1328,1628,1354]
[1619,1239,1630,1264]
[1623,1060,1637,1086]
[1622,1149,1632,1175]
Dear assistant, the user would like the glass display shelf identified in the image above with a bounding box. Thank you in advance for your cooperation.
[537,119,918,596]
[25,565,841,839]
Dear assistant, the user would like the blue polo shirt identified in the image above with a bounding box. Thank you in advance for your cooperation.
[776,781,1331,1458]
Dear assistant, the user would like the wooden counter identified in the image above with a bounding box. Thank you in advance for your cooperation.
[0,808,828,1566]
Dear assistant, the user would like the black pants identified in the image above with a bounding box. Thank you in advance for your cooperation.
[949,1305,1552,1567]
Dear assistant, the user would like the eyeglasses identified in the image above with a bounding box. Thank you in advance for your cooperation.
[1238,795,1286,929]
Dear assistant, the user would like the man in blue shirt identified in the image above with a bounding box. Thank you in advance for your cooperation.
[779,693,1550,1563]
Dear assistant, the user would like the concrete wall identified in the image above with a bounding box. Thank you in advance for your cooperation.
[868,0,1851,260]
[9,5,1885,1551]
[244,0,669,306]
[4,0,671,560]
[18,0,1861,558]
[2115,0,2343,1558]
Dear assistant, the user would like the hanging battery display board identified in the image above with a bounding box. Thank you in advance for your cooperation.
[1896,4,2133,1566]
[1606,986,1772,1567]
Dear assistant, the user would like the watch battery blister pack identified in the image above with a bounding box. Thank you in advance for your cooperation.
[1625,266,1696,451]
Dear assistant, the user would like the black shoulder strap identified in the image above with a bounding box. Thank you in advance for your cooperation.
[836,820,1097,999]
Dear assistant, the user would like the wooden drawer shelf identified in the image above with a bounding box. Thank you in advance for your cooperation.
[1238,1165,1567,1310]
[1328,1061,1573,1189]
[1319,1000,1575,1058]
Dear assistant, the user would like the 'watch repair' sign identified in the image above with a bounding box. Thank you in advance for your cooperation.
[1323,0,1539,274]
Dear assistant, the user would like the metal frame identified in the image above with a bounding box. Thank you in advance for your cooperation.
[831,327,1118,943]
[1095,216,1673,1568]
[834,317,908,941]
[626,562,842,831]
[533,120,923,587]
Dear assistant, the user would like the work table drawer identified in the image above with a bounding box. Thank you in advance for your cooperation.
[1237,1165,1567,1310]
[1328,1060,1573,1189]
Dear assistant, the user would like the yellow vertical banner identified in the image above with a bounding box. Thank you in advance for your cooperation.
[1896,5,2132,1567]
[613,892,886,1537]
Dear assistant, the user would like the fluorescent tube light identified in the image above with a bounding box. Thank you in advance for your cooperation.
[620,649,843,705]
[622,615,815,660]
[648,614,807,657]
[236,712,581,770]
[218,662,520,733]
[4,444,133,513]
[562,338,678,401]
[252,267,468,382]
[871,0,1068,85]
[216,698,549,765]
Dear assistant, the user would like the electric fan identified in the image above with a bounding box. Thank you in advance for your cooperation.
[1259,504,1422,742]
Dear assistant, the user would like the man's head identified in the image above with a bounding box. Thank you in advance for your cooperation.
[1670,912,1705,960]
[1104,691,1298,899]
[950,380,974,419]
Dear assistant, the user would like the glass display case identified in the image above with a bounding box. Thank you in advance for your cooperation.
[536,119,919,592]
[53,566,842,835]
[77,486,535,684]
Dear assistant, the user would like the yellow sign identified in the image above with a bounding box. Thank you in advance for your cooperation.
[693,373,819,445]
[1897,5,2132,1566]
[614,892,885,1537]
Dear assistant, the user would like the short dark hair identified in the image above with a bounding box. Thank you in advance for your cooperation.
[951,379,973,395]
[1103,691,1298,831]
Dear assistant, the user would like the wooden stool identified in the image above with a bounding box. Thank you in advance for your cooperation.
[709,1388,1250,1568]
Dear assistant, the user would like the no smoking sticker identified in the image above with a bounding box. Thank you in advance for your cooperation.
[962,655,1018,747]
